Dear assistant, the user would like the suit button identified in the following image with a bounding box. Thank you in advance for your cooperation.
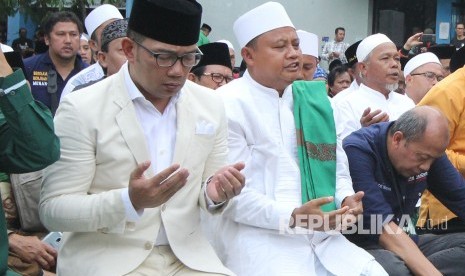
[126,222,135,230]
[144,241,153,250]
[161,204,166,212]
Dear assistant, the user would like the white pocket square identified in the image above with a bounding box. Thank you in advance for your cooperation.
[195,120,215,135]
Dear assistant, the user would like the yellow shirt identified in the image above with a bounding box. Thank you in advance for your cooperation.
[417,66,465,227]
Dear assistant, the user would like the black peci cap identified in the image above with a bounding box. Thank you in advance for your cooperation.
[128,0,202,46]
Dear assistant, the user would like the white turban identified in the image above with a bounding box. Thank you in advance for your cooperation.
[297,30,318,58]
[233,2,294,48]
[403,52,441,77]
[356,33,393,62]
[85,4,123,37]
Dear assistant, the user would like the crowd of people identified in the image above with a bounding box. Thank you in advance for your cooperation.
[1,0,465,275]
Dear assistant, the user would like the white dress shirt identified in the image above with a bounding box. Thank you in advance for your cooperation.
[120,63,178,245]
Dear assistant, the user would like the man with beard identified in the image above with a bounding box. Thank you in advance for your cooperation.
[334,34,415,139]
[23,11,87,115]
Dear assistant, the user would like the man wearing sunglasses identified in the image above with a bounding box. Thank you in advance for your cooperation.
[403,52,443,104]
[188,42,233,90]
[39,0,245,275]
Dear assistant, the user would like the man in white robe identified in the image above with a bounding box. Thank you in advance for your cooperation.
[334,34,415,140]
[210,2,388,276]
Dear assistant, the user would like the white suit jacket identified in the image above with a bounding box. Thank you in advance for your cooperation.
[39,68,233,275]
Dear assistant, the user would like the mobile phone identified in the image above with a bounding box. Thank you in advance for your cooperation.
[421,34,435,43]
[4,51,27,76]
[42,232,63,250]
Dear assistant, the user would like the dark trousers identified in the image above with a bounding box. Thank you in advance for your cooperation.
[367,232,465,276]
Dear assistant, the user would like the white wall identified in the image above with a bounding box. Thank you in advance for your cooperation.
[198,0,373,67]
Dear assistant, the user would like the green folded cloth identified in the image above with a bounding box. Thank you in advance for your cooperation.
[293,80,337,212]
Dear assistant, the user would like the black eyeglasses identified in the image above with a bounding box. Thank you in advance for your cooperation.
[410,71,444,82]
[133,40,203,68]
[202,72,234,84]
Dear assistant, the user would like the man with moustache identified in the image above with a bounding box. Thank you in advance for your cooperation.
[60,4,123,100]
[24,11,87,114]
[212,2,387,275]
[334,34,415,139]
[39,0,245,275]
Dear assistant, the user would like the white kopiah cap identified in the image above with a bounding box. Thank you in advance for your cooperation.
[85,4,123,38]
[216,39,235,51]
[403,52,441,77]
[356,33,393,62]
[233,2,294,48]
[297,30,318,58]
[1,43,13,53]
[80,33,89,41]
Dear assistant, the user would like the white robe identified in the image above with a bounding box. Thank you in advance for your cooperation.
[331,79,360,107]
[208,71,386,276]
[60,62,105,101]
[334,83,415,140]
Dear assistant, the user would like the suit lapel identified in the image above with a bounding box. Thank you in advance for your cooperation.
[173,92,195,165]
[112,71,154,178]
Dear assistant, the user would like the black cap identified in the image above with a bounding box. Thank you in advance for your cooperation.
[128,0,202,46]
[328,59,343,72]
[427,44,456,59]
[201,23,211,32]
[450,46,465,73]
[344,40,362,68]
[191,42,232,71]
[101,19,128,52]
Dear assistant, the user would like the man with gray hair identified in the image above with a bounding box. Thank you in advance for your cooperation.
[343,106,465,275]
[334,33,415,139]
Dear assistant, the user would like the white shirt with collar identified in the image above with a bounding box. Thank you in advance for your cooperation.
[334,83,415,140]
[120,62,178,246]
[331,79,359,107]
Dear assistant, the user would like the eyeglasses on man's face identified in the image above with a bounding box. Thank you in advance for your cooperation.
[202,72,234,84]
[133,40,203,68]
[410,71,444,82]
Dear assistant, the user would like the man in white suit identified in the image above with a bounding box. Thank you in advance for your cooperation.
[39,0,245,275]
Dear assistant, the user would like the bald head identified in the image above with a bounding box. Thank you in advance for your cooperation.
[390,106,449,146]
[388,106,450,177]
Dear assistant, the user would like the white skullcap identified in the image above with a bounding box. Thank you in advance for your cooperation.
[85,4,123,37]
[297,30,318,58]
[80,33,89,41]
[1,43,13,53]
[403,52,441,77]
[216,39,234,51]
[356,33,393,62]
[233,2,294,48]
